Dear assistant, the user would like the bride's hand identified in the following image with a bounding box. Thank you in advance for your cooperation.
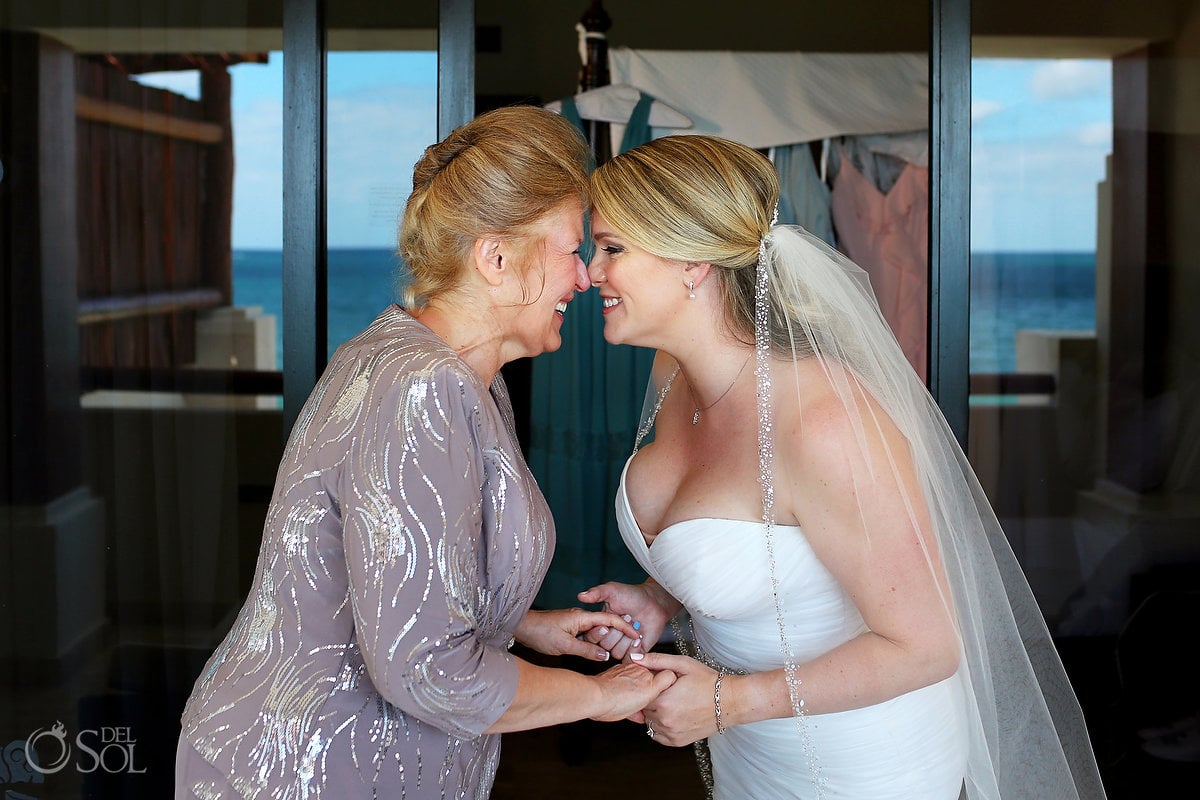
[578,580,680,660]
[630,652,720,747]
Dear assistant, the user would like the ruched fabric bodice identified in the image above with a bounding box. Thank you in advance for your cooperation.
[616,455,969,799]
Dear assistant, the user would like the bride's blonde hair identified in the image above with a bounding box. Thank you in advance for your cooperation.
[590,135,779,344]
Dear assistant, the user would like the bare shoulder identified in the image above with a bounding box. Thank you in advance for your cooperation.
[777,359,911,490]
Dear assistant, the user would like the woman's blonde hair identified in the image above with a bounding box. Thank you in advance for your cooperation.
[399,105,590,308]
[589,135,779,342]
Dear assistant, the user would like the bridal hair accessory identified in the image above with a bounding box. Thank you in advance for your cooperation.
[688,279,696,299]
[758,203,780,272]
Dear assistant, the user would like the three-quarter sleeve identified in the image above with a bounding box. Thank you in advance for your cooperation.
[342,360,519,738]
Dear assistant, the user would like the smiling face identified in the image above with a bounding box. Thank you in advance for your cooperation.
[587,211,685,348]
[509,201,589,357]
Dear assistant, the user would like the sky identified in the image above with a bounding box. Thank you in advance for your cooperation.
[138,51,437,250]
[971,59,1112,252]
[139,53,1111,253]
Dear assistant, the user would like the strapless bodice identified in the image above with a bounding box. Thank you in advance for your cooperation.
[616,456,868,671]
[615,455,968,799]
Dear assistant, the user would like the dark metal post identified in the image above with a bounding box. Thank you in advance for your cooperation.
[438,0,475,139]
[578,1,612,164]
[282,0,328,437]
[928,0,971,447]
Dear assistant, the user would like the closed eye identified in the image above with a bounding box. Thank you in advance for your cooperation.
[600,245,624,254]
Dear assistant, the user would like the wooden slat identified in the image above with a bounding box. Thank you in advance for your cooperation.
[76,94,224,143]
[78,288,223,324]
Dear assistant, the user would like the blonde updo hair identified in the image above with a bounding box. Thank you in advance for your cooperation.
[399,105,590,308]
[589,135,779,342]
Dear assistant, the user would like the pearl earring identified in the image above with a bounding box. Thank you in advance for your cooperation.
[688,280,696,299]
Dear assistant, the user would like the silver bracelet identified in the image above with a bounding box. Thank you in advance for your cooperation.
[713,669,728,735]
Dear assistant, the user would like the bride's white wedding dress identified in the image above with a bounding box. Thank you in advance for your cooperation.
[617,456,969,799]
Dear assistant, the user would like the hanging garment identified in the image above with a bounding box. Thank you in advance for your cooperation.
[830,146,929,381]
[530,92,659,608]
[772,143,835,246]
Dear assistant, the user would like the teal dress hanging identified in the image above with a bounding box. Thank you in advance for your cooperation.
[529,95,657,608]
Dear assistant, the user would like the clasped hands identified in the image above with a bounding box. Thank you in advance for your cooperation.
[516,584,721,745]
[514,606,679,726]
[576,581,724,747]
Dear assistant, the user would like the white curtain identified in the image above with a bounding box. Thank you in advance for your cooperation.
[608,48,928,148]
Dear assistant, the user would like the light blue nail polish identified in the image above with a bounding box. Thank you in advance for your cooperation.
[633,620,641,630]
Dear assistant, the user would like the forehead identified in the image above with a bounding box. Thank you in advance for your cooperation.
[589,211,617,237]
[536,201,584,240]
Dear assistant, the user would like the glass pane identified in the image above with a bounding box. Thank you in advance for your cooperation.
[326,51,436,357]
[0,7,284,797]
[970,6,1200,795]
[229,56,285,377]
[970,58,1109,381]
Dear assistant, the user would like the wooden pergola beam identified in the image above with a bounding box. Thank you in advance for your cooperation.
[76,94,224,143]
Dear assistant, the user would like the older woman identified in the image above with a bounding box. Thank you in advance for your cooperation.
[175,106,673,800]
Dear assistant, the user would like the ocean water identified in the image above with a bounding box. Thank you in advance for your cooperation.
[233,248,1096,375]
[970,251,1096,373]
[233,248,408,366]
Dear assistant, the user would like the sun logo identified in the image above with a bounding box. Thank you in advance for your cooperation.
[25,720,71,774]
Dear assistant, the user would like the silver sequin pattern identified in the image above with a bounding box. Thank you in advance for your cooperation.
[178,307,553,799]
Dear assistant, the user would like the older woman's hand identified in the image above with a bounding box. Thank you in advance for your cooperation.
[515,608,642,662]
[589,661,678,722]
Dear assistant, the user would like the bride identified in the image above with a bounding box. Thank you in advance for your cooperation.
[578,135,1107,799]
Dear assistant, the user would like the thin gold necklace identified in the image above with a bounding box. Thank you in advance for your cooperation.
[687,353,752,425]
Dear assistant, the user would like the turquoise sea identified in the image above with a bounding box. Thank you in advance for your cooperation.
[233,249,1097,375]
[970,250,1096,373]
[232,248,408,367]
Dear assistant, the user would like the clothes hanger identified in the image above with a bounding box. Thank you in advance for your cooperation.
[544,83,693,129]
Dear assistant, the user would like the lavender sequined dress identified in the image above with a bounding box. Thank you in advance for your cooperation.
[177,306,553,799]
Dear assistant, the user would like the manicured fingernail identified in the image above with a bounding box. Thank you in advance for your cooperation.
[598,650,610,661]
[632,620,641,631]
[630,652,644,661]
[623,615,632,622]
[632,638,642,648]
[597,626,609,636]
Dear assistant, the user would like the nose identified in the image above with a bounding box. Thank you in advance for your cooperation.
[574,253,590,291]
[587,260,605,288]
